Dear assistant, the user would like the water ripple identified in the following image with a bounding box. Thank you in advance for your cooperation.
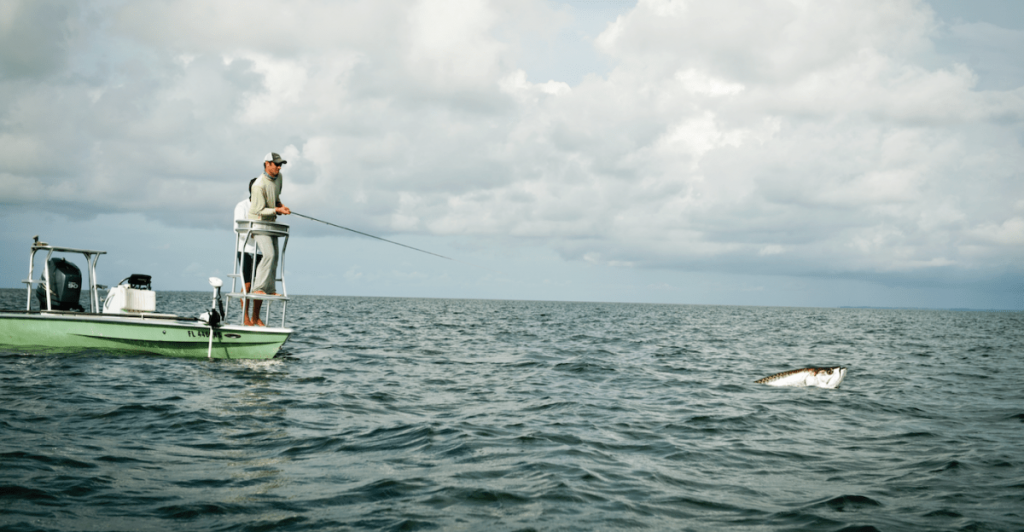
[1,291,1022,530]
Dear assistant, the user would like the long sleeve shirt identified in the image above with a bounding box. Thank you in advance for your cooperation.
[249,172,283,221]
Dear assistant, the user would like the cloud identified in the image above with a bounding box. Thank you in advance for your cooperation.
[1,0,1022,286]
[0,0,79,80]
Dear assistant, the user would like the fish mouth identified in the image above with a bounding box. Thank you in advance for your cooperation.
[827,367,848,387]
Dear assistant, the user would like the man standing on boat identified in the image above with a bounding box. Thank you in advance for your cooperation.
[248,152,291,326]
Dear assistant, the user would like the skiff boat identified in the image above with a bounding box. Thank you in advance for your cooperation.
[0,221,293,360]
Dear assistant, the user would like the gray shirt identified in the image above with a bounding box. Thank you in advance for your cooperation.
[249,172,283,221]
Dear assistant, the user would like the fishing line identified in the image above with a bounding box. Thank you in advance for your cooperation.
[291,212,453,261]
[290,212,507,276]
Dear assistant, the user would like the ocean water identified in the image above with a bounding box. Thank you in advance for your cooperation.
[1,288,1022,531]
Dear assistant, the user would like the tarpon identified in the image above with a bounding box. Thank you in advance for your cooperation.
[755,366,847,388]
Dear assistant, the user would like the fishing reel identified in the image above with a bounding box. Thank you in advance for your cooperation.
[200,277,226,326]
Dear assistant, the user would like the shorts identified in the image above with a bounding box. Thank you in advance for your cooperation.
[237,252,263,284]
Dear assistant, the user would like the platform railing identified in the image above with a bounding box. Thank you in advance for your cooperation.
[229,220,290,327]
[22,241,105,313]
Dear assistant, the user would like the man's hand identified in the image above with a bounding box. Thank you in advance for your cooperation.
[276,205,291,215]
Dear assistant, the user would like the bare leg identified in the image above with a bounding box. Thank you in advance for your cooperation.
[242,282,253,326]
[251,298,265,327]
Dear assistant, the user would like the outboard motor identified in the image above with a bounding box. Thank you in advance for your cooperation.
[200,277,225,327]
[200,278,227,359]
[35,258,84,311]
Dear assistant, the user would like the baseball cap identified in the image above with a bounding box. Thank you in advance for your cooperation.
[264,152,287,165]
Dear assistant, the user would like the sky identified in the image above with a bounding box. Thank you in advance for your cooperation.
[1,0,1022,310]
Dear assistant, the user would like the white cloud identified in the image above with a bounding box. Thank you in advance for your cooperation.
[1,0,1022,288]
[971,217,1024,246]
[235,53,312,124]
[406,0,506,90]
[675,69,745,97]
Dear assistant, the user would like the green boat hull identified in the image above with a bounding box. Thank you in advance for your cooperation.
[0,311,291,360]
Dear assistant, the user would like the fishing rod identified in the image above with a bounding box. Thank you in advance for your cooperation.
[290,212,453,261]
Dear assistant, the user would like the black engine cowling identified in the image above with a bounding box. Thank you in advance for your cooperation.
[35,258,84,311]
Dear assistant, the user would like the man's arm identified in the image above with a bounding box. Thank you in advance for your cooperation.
[274,174,289,215]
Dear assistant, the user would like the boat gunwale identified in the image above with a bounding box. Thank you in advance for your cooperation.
[0,310,292,334]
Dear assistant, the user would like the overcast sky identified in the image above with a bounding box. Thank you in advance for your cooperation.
[2,0,1022,310]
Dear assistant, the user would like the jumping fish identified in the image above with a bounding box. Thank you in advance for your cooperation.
[755,366,847,388]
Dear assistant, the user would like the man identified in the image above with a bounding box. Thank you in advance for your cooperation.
[248,152,291,326]
[234,178,262,326]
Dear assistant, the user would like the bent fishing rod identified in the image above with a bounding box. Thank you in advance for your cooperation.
[290,212,453,261]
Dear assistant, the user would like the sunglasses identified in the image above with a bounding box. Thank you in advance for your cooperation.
[269,161,283,167]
